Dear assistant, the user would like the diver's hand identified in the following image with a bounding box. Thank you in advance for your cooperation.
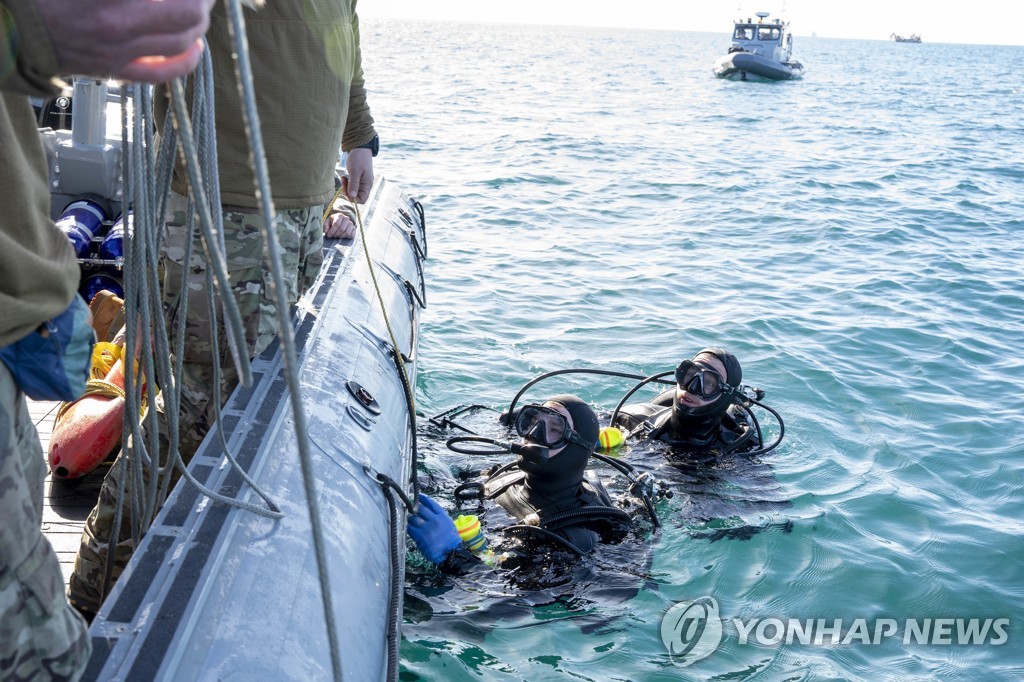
[407,494,462,564]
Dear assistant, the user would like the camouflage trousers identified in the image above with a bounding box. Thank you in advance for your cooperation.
[0,365,91,680]
[68,195,325,613]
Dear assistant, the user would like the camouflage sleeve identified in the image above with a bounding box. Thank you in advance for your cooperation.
[1,368,90,680]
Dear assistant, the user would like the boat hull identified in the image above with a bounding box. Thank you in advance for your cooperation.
[713,52,805,81]
[84,178,425,680]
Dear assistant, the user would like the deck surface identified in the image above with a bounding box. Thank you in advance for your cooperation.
[31,398,111,586]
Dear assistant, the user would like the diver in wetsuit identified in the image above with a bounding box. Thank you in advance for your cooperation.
[613,347,760,454]
[407,395,630,572]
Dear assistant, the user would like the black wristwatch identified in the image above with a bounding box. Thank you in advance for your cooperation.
[355,134,379,157]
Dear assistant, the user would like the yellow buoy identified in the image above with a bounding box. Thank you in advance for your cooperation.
[597,426,624,450]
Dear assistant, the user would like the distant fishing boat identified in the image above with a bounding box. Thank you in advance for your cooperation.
[891,33,922,43]
[713,11,805,82]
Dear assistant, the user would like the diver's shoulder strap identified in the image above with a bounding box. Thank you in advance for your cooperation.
[482,467,525,500]
[616,402,671,440]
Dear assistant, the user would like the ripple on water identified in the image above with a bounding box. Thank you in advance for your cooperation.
[368,22,1024,680]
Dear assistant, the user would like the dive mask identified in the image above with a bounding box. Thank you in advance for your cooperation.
[514,404,595,451]
[675,359,728,399]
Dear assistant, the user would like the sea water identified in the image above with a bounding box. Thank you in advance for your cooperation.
[360,21,1023,680]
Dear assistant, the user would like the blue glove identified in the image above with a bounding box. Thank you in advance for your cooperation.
[407,494,462,564]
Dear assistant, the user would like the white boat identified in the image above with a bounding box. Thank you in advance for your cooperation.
[38,78,425,680]
[713,12,806,82]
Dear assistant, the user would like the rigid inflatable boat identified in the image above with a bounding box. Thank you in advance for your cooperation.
[84,177,425,680]
[713,12,806,82]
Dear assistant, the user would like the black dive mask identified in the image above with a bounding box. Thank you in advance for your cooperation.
[674,359,727,399]
[514,396,599,503]
[514,404,595,451]
[671,348,742,422]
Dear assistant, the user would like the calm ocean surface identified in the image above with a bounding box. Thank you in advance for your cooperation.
[359,20,1023,681]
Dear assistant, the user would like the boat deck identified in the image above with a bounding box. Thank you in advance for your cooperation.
[31,398,111,585]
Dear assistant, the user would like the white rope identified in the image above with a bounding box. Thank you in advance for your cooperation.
[103,43,287,603]
[100,15,346,677]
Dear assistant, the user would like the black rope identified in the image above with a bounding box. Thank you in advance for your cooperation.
[733,395,785,456]
[453,481,486,501]
[445,435,515,456]
[379,480,402,682]
[590,453,661,528]
[377,473,416,514]
[411,198,426,258]
[502,525,587,556]
[608,370,677,428]
[426,404,496,433]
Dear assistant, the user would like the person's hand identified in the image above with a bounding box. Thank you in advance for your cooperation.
[407,494,462,564]
[344,148,374,204]
[323,202,356,239]
[36,0,216,83]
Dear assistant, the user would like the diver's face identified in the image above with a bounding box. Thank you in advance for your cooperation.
[521,401,574,457]
[676,354,727,408]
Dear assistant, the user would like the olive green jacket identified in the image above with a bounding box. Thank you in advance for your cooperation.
[172,0,377,209]
[0,0,79,347]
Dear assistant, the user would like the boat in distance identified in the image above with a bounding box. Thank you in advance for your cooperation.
[713,11,805,82]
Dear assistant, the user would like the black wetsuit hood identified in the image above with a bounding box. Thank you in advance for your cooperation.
[516,394,598,506]
[484,395,628,552]
[668,347,742,442]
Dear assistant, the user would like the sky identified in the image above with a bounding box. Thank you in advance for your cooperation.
[358,1,1024,46]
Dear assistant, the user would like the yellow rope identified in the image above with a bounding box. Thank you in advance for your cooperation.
[54,373,149,425]
[54,379,126,422]
[353,202,416,414]
[322,185,348,222]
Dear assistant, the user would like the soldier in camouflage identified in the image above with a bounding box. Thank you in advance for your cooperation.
[160,198,328,455]
[3,0,217,672]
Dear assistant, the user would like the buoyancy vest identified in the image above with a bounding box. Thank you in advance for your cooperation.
[614,390,758,453]
[483,467,630,553]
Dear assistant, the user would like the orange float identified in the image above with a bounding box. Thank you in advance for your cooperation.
[48,342,145,479]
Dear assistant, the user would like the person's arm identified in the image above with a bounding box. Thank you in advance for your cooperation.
[339,4,376,203]
[407,494,482,575]
[438,545,481,574]
[21,0,215,86]
[323,182,357,239]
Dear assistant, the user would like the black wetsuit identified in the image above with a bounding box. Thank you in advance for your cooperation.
[438,468,630,575]
[613,389,759,453]
[439,394,633,574]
